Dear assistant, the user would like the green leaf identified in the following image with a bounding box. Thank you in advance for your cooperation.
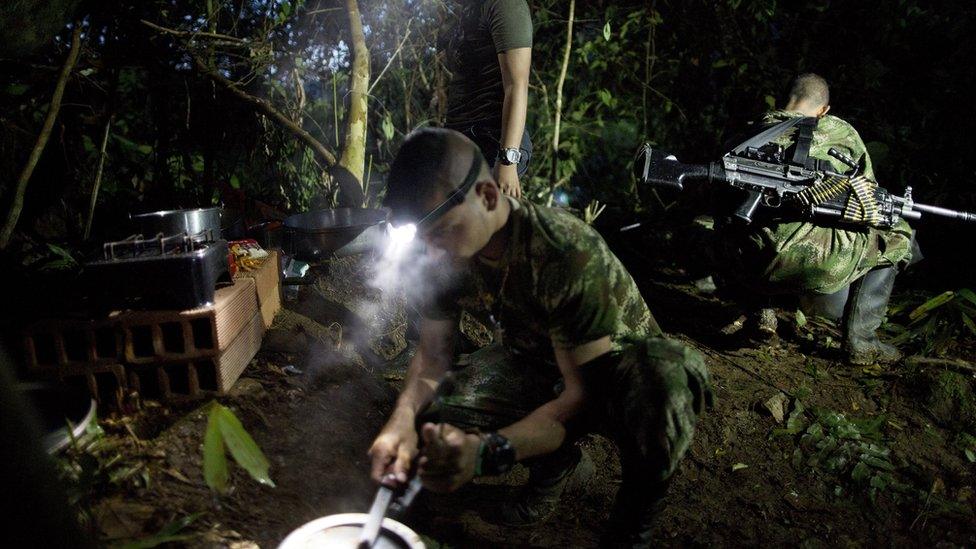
[229,174,241,190]
[764,95,777,109]
[851,461,871,482]
[956,288,976,307]
[712,59,729,68]
[603,22,612,41]
[960,311,976,336]
[115,512,204,548]
[114,535,195,549]
[596,89,613,107]
[381,114,395,141]
[795,309,807,328]
[157,512,204,538]
[965,448,975,463]
[215,403,275,487]
[909,291,954,321]
[203,403,228,493]
[5,83,29,96]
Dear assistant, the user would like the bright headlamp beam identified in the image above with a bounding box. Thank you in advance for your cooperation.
[384,222,417,259]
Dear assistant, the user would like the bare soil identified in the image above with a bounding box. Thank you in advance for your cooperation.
[78,252,976,548]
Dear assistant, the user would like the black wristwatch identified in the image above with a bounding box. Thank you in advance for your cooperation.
[475,432,516,476]
[497,147,522,166]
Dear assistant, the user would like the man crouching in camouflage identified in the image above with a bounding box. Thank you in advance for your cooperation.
[368,127,711,546]
[716,73,919,364]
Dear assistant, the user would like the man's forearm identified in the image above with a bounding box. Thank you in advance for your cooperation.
[394,349,449,416]
[497,391,583,461]
[499,79,528,150]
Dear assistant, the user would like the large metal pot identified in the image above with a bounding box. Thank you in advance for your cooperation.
[18,382,97,454]
[278,513,424,549]
[130,207,222,240]
[283,208,389,261]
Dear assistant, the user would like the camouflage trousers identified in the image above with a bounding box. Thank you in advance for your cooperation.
[718,218,914,295]
[424,338,712,485]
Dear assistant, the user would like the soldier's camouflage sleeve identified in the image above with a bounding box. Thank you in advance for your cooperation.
[533,208,660,349]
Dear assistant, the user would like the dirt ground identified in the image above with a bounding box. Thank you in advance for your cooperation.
[75,247,976,548]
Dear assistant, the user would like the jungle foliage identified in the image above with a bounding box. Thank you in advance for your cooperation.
[0,0,973,283]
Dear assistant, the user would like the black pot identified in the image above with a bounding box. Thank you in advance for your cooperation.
[283,208,389,261]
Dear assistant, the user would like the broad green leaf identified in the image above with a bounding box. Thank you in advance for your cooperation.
[203,404,228,493]
[712,59,729,68]
[965,448,975,463]
[908,291,954,321]
[603,22,612,41]
[956,288,976,307]
[215,404,275,487]
[230,174,241,190]
[764,95,777,109]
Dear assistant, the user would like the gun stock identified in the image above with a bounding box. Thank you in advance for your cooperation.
[635,143,721,191]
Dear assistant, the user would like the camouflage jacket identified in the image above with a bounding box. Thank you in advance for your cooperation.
[720,111,913,294]
[761,110,876,179]
[422,199,661,361]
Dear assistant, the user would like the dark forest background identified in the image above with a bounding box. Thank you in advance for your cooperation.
[1,0,974,287]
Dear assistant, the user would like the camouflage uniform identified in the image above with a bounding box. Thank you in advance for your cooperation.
[721,110,914,295]
[420,199,712,486]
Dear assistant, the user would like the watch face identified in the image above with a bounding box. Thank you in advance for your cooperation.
[502,148,521,165]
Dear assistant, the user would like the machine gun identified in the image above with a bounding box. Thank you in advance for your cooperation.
[635,117,976,227]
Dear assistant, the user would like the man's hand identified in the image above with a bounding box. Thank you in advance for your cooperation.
[417,422,480,493]
[368,409,419,484]
[494,162,522,198]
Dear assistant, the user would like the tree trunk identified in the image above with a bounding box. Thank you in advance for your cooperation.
[549,0,575,195]
[0,26,82,249]
[339,0,370,193]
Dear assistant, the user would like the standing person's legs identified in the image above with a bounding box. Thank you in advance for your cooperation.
[592,338,711,548]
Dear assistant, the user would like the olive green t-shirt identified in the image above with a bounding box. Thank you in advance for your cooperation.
[445,0,533,129]
[421,199,661,361]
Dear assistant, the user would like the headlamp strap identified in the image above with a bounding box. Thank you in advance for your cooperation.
[416,154,483,228]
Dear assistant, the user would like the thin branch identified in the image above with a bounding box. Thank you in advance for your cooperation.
[550,0,575,193]
[84,115,113,240]
[905,356,976,375]
[367,21,412,96]
[191,54,337,167]
[0,26,82,249]
[140,19,247,46]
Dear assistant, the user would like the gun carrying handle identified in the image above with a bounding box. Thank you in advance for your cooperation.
[734,189,762,223]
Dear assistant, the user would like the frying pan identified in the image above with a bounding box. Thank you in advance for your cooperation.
[282,208,390,261]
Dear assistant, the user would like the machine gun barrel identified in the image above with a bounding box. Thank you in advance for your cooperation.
[909,202,976,223]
